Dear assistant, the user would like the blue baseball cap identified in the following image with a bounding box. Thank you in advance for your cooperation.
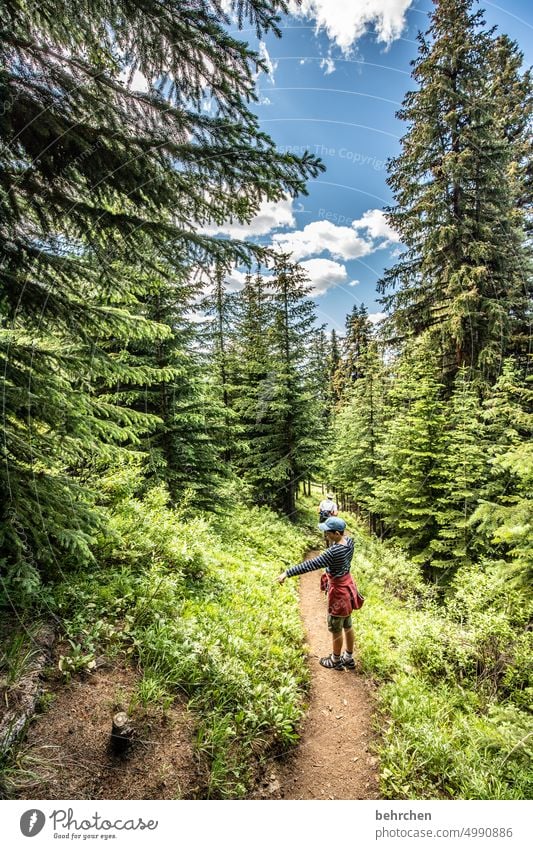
[318,516,346,533]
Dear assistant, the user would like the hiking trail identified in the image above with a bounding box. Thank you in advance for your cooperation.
[274,555,381,800]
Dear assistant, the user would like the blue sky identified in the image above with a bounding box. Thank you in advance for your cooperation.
[209,0,533,334]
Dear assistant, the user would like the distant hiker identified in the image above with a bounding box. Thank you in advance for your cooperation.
[318,493,338,523]
[276,516,363,670]
[318,493,338,547]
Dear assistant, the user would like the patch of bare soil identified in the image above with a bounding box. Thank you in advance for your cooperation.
[12,661,202,800]
[272,558,381,800]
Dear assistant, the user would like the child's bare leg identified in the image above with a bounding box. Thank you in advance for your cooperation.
[344,627,354,654]
[332,632,343,656]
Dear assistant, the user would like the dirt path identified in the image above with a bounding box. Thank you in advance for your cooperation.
[276,560,381,800]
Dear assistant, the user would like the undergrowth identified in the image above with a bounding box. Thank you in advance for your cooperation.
[347,520,533,800]
[46,479,312,798]
[4,478,530,800]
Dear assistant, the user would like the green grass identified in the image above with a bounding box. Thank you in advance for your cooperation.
[5,481,530,800]
[342,516,533,800]
[48,487,311,798]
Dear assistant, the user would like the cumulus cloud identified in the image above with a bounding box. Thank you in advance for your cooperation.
[202,196,296,238]
[272,219,374,261]
[351,208,400,244]
[224,268,250,292]
[290,0,413,53]
[300,258,349,296]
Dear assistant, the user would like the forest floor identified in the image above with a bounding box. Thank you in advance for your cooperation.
[10,659,203,800]
[272,562,381,800]
[8,556,380,801]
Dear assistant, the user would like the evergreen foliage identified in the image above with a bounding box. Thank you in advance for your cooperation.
[371,339,447,571]
[430,367,488,571]
[1,0,322,593]
[229,259,326,515]
[329,340,388,526]
[333,304,372,398]
[378,0,532,385]
[471,359,533,585]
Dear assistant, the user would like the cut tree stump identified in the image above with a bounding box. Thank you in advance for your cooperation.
[110,711,134,753]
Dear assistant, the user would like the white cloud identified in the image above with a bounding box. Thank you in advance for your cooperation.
[259,41,278,84]
[320,56,336,75]
[272,219,374,261]
[351,209,400,244]
[290,0,413,53]
[185,311,212,324]
[368,311,387,325]
[300,258,348,296]
[348,279,361,287]
[202,196,296,238]
[224,268,249,292]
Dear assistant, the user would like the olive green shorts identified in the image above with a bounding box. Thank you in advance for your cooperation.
[327,613,353,633]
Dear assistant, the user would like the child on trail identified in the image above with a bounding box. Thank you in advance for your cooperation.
[318,493,339,548]
[318,493,338,523]
[276,516,362,670]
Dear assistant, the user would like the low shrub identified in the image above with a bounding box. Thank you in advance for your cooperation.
[50,487,309,797]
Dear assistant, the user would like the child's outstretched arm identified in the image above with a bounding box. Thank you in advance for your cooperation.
[276,549,333,584]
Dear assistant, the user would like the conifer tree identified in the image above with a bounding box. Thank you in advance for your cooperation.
[328,328,343,408]
[329,340,388,529]
[199,265,241,466]
[1,0,323,592]
[308,325,331,418]
[379,0,531,385]
[335,305,372,394]
[430,367,488,571]
[231,271,276,504]
[268,257,325,515]
[471,360,533,585]
[232,259,324,515]
[372,339,447,572]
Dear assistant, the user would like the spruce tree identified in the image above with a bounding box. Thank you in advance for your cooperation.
[329,340,388,529]
[268,257,325,515]
[372,338,447,572]
[328,328,343,409]
[335,304,372,395]
[231,270,276,505]
[471,360,533,585]
[1,0,323,593]
[430,367,488,572]
[379,0,531,385]
[199,265,241,467]
[232,259,324,516]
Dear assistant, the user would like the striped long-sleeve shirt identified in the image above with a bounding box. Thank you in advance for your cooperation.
[286,537,354,579]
